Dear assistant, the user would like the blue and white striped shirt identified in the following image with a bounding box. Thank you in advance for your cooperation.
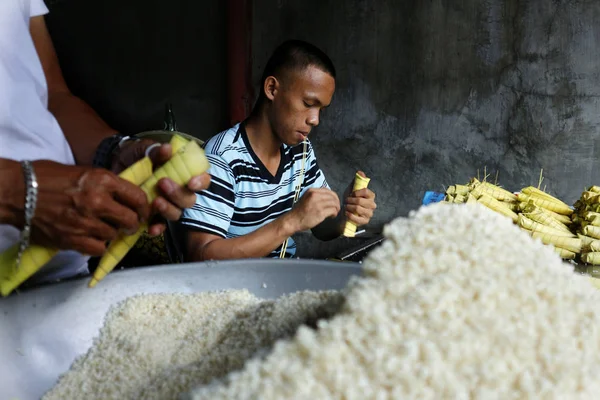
[181,123,329,257]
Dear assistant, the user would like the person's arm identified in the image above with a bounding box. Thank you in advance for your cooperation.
[0,159,24,228]
[28,15,211,237]
[180,152,296,260]
[29,16,117,166]
[308,169,376,240]
[186,213,298,260]
[180,151,340,261]
[313,171,377,240]
[297,142,347,241]
[185,188,341,261]
[0,158,153,255]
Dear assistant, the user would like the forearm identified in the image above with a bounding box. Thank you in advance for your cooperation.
[29,16,117,166]
[188,214,299,261]
[49,91,117,166]
[0,159,24,228]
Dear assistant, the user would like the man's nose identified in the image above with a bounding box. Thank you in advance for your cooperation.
[307,110,320,127]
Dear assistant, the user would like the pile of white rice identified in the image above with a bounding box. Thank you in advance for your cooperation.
[186,204,600,399]
[42,290,343,399]
[46,203,600,399]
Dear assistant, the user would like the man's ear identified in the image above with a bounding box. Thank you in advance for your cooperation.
[263,76,279,101]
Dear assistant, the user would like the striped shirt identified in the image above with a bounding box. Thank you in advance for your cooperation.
[181,122,329,257]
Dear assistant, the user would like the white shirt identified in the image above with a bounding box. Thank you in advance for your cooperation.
[0,0,89,282]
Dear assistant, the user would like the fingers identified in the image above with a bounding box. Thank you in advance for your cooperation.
[345,189,376,226]
[151,177,200,223]
[156,178,198,209]
[344,176,376,226]
[345,188,377,226]
[345,195,377,210]
[152,196,183,222]
[316,197,341,221]
[33,228,106,256]
[306,187,340,203]
[304,188,341,216]
[80,169,151,222]
[187,173,211,192]
[325,205,341,219]
[80,161,209,244]
[68,186,140,235]
[292,188,342,231]
[145,174,210,232]
[307,203,340,230]
[109,177,151,222]
[345,204,374,220]
[307,189,340,208]
[92,199,142,233]
[147,143,172,166]
[345,211,370,227]
[60,235,107,257]
[147,222,167,237]
[320,201,341,217]
[61,207,118,239]
[350,188,376,199]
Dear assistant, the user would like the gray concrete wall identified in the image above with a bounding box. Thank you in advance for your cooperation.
[253,0,600,234]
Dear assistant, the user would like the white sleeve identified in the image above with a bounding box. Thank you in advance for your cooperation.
[30,0,49,17]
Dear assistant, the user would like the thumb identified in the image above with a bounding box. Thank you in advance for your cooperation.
[147,143,172,167]
[356,170,367,178]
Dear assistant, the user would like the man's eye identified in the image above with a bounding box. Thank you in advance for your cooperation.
[303,101,313,108]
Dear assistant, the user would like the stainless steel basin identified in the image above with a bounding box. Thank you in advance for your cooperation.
[0,259,362,400]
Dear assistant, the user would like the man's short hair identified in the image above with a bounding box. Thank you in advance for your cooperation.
[260,40,336,86]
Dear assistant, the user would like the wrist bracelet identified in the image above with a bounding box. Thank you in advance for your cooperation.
[16,161,39,268]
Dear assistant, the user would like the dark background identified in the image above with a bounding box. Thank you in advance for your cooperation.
[44,0,600,257]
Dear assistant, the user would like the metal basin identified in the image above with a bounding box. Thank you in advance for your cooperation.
[0,259,362,400]
[134,129,205,146]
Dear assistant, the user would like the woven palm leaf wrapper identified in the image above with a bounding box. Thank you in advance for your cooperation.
[119,128,205,268]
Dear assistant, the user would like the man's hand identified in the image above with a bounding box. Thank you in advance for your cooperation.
[344,171,377,226]
[288,188,341,232]
[112,139,211,236]
[17,161,151,256]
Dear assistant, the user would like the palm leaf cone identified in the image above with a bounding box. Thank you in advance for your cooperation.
[91,105,205,271]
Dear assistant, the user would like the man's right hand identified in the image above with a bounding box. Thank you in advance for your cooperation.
[287,188,341,232]
[12,161,151,256]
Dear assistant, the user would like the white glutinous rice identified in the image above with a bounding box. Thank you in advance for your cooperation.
[42,290,343,400]
[185,203,600,400]
[45,203,600,400]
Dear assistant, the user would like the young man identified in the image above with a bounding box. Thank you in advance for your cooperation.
[181,40,377,260]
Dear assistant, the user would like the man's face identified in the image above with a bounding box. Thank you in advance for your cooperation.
[267,65,335,146]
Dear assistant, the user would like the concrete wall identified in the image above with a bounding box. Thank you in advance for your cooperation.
[252,0,600,233]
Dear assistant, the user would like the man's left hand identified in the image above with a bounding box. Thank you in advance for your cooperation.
[344,171,377,227]
[112,139,211,236]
